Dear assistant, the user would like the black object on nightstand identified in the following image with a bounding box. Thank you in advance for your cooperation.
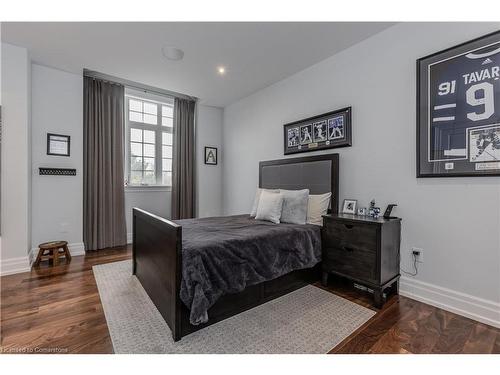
[321,213,401,308]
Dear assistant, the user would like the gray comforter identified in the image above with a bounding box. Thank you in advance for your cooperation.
[175,215,322,325]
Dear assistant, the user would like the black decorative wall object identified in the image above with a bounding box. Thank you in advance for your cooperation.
[39,167,77,176]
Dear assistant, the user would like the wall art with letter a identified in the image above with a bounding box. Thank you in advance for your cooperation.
[205,146,218,165]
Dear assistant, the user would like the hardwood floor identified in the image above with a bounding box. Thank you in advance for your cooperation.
[1,246,130,353]
[1,246,498,354]
[324,279,500,354]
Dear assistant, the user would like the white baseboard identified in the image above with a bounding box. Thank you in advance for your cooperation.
[28,242,86,266]
[399,276,500,329]
[1,242,86,276]
[68,242,86,256]
[127,233,133,244]
[0,256,30,276]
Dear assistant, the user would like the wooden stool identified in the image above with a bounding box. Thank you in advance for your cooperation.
[34,241,71,267]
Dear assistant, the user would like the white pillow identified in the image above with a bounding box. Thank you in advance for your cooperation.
[306,192,332,226]
[280,189,310,225]
[250,188,280,216]
[255,190,284,224]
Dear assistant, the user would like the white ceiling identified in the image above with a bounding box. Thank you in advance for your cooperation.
[2,22,394,107]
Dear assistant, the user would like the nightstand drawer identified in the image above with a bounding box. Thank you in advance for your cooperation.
[323,220,377,253]
[323,245,377,282]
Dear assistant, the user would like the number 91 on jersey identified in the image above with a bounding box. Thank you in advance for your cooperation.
[417,30,500,177]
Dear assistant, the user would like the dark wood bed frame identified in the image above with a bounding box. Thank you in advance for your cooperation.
[132,154,339,341]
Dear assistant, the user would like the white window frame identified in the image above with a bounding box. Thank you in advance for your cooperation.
[124,90,174,189]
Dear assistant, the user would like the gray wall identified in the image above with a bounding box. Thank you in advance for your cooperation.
[0,43,31,275]
[196,105,223,218]
[124,188,171,238]
[31,64,84,255]
[222,23,500,325]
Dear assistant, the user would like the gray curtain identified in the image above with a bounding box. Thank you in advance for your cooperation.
[171,98,196,220]
[83,77,127,250]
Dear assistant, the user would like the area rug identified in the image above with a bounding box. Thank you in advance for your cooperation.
[93,260,375,354]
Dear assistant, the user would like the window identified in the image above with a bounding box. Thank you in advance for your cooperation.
[125,91,174,187]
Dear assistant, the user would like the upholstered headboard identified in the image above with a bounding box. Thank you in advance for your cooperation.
[259,154,339,214]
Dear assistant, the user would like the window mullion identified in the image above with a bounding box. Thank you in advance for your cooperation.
[142,134,145,184]
[125,99,130,185]
[130,121,157,132]
[156,104,162,185]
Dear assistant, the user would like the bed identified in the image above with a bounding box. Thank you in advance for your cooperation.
[132,154,339,341]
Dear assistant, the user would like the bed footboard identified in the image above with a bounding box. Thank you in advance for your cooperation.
[132,208,182,341]
[133,208,321,342]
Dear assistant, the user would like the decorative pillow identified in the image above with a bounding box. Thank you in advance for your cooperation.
[306,192,332,226]
[250,188,280,217]
[255,190,284,224]
[279,189,310,225]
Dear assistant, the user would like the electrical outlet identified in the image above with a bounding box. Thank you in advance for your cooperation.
[411,247,424,263]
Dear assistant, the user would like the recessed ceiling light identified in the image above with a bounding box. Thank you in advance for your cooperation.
[217,66,226,75]
[162,46,184,61]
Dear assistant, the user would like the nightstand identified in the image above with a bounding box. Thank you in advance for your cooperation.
[321,213,401,308]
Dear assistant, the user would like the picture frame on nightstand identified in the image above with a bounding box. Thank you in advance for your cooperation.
[342,199,357,214]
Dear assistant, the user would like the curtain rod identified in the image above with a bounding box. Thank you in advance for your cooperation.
[83,69,197,102]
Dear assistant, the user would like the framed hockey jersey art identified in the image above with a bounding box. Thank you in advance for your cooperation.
[417,30,500,177]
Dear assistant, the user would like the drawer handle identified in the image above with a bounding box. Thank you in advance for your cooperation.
[343,224,354,229]
[343,246,355,252]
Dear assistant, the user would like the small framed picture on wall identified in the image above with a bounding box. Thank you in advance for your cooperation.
[205,146,218,165]
[47,133,71,157]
